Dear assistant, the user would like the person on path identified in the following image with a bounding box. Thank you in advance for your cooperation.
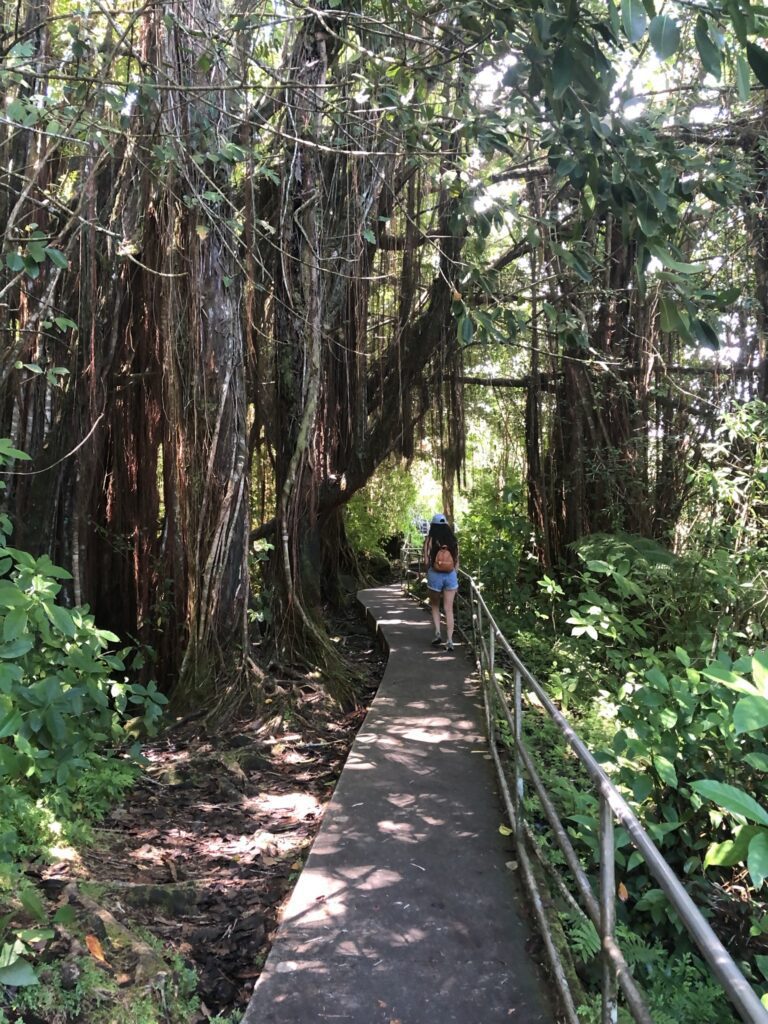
[423,513,459,651]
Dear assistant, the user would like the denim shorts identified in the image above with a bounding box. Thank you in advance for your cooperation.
[427,568,458,592]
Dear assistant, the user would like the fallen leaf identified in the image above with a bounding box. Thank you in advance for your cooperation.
[618,882,629,902]
[498,824,513,836]
[506,860,518,871]
[86,934,109,965]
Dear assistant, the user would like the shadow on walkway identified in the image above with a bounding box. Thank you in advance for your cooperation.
[241,585,555,1023]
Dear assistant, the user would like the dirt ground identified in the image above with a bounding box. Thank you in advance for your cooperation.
[35,606,386,1022]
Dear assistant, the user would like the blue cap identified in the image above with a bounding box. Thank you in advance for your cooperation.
[431,513,447,524]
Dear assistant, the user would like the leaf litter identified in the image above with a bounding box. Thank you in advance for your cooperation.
[31,610,385,1022]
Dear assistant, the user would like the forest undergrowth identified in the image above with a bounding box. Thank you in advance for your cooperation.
[453,472,768,1023]
[0,607,385,1024]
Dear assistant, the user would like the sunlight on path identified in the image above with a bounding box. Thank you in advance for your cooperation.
[241,586,554,1024]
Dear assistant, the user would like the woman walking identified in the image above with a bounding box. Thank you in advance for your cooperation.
[423,513,459,651]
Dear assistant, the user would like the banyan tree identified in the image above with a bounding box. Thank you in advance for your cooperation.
[3,0,768,704]
[0,0,477,700]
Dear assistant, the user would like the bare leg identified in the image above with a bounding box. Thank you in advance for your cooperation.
[428,589,442,637]
[443,588,457,644]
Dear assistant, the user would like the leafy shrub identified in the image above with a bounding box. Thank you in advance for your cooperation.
[0,438,167,995]
[456,478,536,624]
[0,543,166,792]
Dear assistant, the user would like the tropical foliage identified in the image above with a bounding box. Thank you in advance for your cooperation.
[3,0,768,1017]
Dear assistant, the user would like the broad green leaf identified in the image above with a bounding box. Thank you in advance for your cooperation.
[0,664,22,693]
[704,839,737,869]
[16,929,53,944]
[701,661,756,696]
[26,241,46,264]
[560,249,592,283]
[747,43,768,88]
[608,0,620,40]
[704,825,761,868]
[33,554,71,580]
[648,243,707,275]
[659,707,678,729]
[653,755,677,788]
[44,247,68,269]
[675,646,691,668]
[734,695,768,735]
[649,16,680,60]
[0,746,22,778]
[691,317,719,350]
[0,636,33,659]
[744,752,768,772]
[748,832,768,889]
[636,205,659,238]
[753,650,768,698]
[21,887,46,921]
[621,0,647,43]
[3,547,35,567]
[44,602,76,638]
[659,297,690,337]
[2,609,27,642]
[95,627,120,643]
[44,708,67,744]
[552,48,572,99]
[632,774,653,803]
[5,253,24,273]
[736,54,751,101]
[691,780,768,826]
[694,17,721,80]
[0,941,24,970]
[0,441,30,461]
[586,559,612,573]
[645,666,668,690]
[0,958,38,987]
[6,99,26,121]
[0,585,28,606]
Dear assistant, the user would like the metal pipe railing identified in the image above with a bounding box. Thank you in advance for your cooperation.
[399,547,768,1024]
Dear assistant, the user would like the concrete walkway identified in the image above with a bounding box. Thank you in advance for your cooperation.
[241,585,554,1024]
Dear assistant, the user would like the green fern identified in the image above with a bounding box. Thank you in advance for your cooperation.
[560,911,601,961]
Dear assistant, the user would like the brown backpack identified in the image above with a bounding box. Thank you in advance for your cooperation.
[433,544,455,572]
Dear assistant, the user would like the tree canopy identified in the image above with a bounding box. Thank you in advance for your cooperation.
[1,0,768,696]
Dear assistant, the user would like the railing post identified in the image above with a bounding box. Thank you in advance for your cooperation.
[489,623,495,682]
[600,793,618,1024]
[486,625,496,742]
[514,667,524,845]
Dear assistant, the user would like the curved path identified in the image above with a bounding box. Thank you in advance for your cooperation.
[241,585,554,1024]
